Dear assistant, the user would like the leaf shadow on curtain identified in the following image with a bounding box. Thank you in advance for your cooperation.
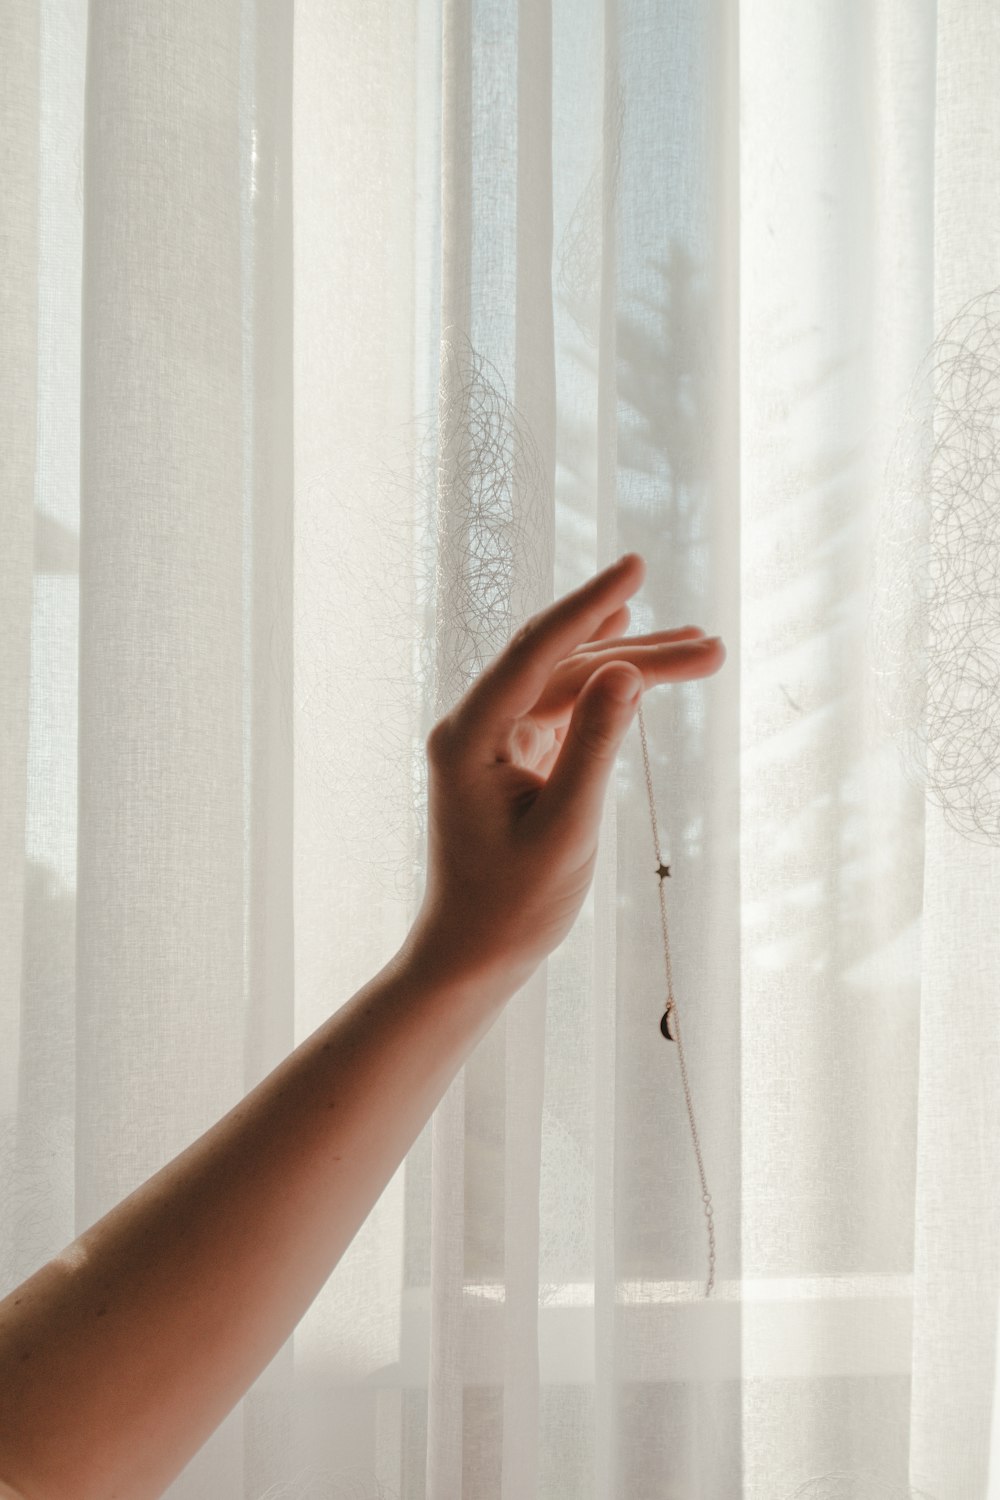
[559,232,919,1283]
[553,230,940,1500]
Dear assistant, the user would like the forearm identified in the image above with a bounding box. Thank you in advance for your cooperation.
[0,938,516,1500]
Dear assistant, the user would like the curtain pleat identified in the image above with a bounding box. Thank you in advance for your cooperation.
[909,9,1000,1496]
[500,3,555,1494]
[4,0,1000,1495]
[428,0,472,1489]
[292,0,418,1490]
[0,0,41,1218]
[78,0,257,1489]
[594,2,623,1493]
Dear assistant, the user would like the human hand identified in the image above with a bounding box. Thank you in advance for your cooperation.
[403,553,726,996]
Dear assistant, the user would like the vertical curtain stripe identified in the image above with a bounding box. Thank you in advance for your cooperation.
[76,2,253,1493]
[501,4,555,1494]
[593,0,621,1490]
[0,1,41,1130]
[428,1,473,1492]
[910,7,1000,1491]
[236,0,296,1490]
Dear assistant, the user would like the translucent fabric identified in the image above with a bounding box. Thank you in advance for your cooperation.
[2,0,1000,1495]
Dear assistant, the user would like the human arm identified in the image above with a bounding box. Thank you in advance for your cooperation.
[0,941,520,1500]
[0,551,724,1497]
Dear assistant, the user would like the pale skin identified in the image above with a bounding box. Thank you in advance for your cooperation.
[0,551,725,1499]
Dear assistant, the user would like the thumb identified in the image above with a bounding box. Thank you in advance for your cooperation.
[529,663,642,852]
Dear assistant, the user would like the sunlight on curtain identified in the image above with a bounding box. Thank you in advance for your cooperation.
[3,0,1000,1495]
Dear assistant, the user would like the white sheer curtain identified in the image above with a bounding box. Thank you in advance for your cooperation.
[4,0,1000,1494]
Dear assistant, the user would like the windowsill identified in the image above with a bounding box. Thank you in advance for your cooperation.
[315,1276,916,1386]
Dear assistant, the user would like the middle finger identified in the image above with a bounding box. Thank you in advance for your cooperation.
[569,624,706,655]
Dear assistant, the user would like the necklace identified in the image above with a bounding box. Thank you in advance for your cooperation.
[636,698,716,1299]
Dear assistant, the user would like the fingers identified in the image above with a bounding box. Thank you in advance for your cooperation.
[525,637,725,849]
[522,661,642,862]
[570,624,704,655]
[532,633,723,725]
[452,553,646,752]
[614,634,724,678]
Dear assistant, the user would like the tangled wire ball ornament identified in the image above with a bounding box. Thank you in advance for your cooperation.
[866,284,1000,846]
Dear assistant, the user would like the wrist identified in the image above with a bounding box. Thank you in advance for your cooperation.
[394,921,534,1012]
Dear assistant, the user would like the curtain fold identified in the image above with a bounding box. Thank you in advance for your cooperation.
[4,0,1000,1495]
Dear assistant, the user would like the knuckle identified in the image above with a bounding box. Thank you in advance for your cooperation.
[425,716,456,762]
[508,616,538,654]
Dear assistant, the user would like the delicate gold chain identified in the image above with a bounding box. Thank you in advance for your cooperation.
[636,699,716,1299]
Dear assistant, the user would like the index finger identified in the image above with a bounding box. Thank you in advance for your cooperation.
[452,552,646,747]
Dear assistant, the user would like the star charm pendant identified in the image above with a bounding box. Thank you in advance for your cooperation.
[656,861,671,880]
